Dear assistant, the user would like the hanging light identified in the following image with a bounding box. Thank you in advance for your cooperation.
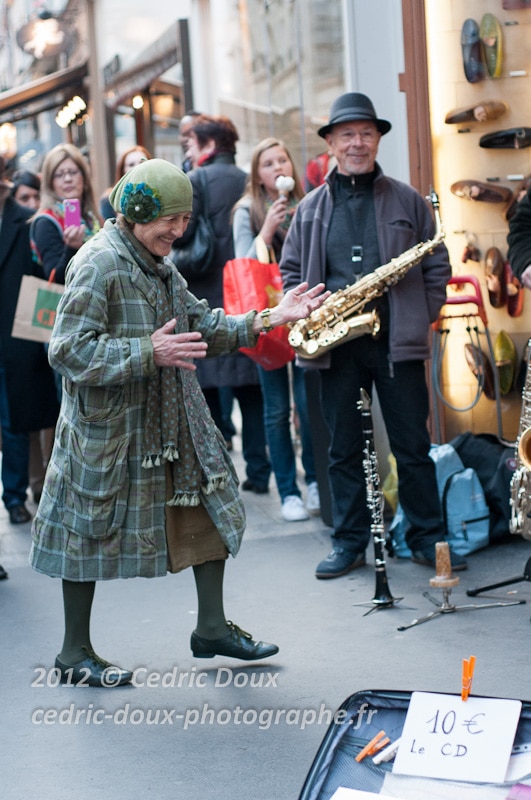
[132,95,144,110]
[55,95,87,128]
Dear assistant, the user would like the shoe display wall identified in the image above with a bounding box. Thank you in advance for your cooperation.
[425,0,531,443]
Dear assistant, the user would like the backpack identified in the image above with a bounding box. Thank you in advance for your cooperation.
[389,443,490,557]
[449,431,516,541]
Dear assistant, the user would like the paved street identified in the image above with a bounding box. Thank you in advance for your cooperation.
[1,437,530,799]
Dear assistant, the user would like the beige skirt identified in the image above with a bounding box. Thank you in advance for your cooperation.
[165,464,228,573]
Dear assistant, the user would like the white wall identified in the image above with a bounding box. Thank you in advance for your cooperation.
[343,0,409,184]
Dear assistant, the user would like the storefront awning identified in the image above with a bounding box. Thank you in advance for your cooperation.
[104,21,182,109]
[0,62,88,125]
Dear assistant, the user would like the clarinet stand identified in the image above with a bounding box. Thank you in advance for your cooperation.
[397,542,525,631]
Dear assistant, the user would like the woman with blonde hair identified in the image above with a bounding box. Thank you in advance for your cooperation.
[30,143,101,284]
[233,137,320,522]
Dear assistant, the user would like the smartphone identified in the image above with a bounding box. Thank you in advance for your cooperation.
[63,198,81,227]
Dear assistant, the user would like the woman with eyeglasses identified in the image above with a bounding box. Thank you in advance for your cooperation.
[30,143,101,285]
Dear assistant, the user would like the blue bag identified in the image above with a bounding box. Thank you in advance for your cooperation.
[389,444,490,557]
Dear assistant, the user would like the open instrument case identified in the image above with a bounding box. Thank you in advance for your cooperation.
[298,689,531,800]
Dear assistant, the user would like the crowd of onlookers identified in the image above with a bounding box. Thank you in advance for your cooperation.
[0,111,326,580]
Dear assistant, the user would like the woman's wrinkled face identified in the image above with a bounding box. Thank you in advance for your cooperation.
[132,212,192,257]
[52,157,84,201]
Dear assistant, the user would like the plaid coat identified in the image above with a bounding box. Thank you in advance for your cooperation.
[30,220,259,581]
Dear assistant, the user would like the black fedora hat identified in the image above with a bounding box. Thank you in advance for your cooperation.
[318,92,392,138]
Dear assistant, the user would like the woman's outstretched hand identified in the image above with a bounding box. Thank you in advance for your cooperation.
[252,282,330,333]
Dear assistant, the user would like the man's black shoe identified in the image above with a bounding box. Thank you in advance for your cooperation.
[411,545,468,572]
[0,564,8,580]
[241,479,269,494]
[315,546,366,579]
[8,504,32,525]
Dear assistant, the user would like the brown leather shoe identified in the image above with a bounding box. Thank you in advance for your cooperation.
[485,247,507,308]
[451,181,513,204]
[445,100,508,125]
[505,261,525,317]
[464,344,496,400]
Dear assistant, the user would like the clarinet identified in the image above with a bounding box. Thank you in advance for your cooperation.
[358,388,398,608]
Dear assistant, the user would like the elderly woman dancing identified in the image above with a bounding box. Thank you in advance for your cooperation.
[29,158,328,687]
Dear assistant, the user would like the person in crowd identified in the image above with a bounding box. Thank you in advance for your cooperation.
[504,174,531,223]
[280,92,462,577]
[11,169,54,505]
[11,169,41,210]
[29,158,328,685]
[233,137,320,521]
[100,145,152,220]
[507,181,531,285]
[179,111,202,172]
[30,144,101,400]
[303,151,337,192]
[172,114,272,495]
[0,157,59,529]
[30,143,101,285]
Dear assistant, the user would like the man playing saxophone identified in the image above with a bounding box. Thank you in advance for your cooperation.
[280,92,467,578]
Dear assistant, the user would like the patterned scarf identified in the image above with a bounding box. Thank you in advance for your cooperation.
[116,219,228,506]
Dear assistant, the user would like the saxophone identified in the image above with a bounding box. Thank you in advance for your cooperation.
[288,188,445,359]
[509,338,531,540]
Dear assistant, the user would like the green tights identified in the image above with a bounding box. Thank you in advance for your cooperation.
[59,559,228,664]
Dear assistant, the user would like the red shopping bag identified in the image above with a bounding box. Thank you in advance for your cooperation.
[223,257,294,370]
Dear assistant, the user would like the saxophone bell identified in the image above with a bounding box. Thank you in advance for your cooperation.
[509,338,531,540]
[518,428,531,470]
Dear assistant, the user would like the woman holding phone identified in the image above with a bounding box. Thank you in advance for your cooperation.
[30,143,101,284]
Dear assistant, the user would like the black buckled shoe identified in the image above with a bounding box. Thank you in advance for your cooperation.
[411,546,468,572]
[315,546,366,579]
[55,647,133,687]
[191,621,279,660]
[8,504,32,525]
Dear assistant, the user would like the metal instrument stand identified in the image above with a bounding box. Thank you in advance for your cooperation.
[353,591,404,617]
[397,572,525,631]
[466,556,531,597]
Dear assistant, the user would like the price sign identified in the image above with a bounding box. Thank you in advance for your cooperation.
[393,692,521,783]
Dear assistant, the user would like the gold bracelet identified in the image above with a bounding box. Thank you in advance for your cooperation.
[259,308,273,332]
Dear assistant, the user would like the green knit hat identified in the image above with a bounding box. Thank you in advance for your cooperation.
[109,158,193,223]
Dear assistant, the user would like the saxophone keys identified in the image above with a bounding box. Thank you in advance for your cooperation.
[333,321,349,340]
[305,339,319,355]
[288,329,304,348]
